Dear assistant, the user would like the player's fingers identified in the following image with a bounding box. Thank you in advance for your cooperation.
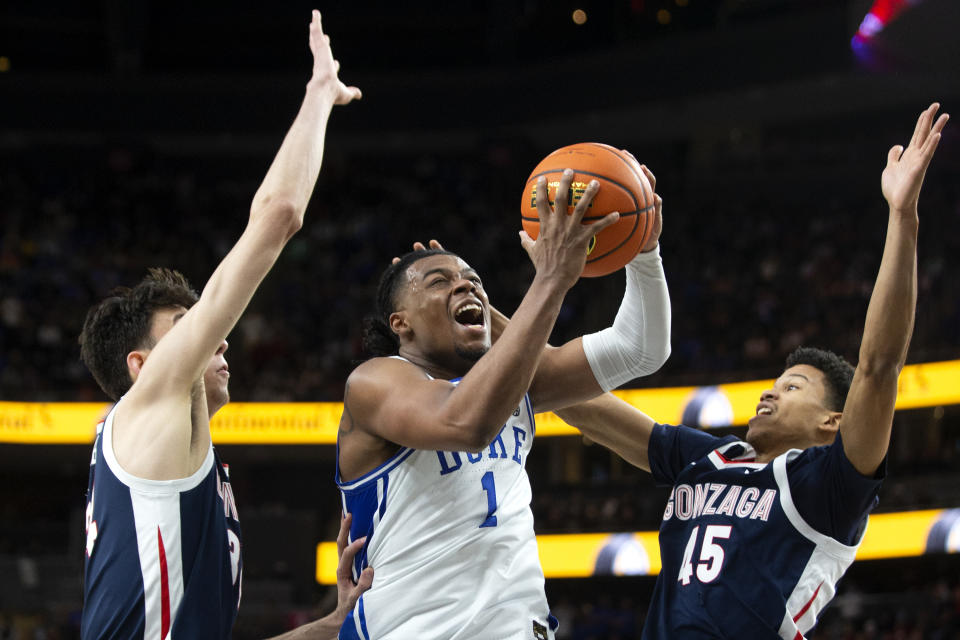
[640,164,656,192]
[519,230,536,256]
[534,177,551,221]
[654,193,663,217]
[553,169,573,219]
[391,257,401,264]
[412,242,427,252]
[930,112,950,138]
[920,132,942,167]
[338,86,362,104]
[337,536,367,580]
[921,114,948,159]
[356,567,374,592]
[586,212,621,238]
[570,180,600,224]
[912,103,938,148]
[428,239,444,250]
[336,513,352,556]
[887,145,904,167]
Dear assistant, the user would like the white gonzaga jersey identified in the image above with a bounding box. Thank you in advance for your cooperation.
[337,377,555,640]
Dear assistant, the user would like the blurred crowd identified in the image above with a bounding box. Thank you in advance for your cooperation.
[2,117,958,403]
[2,115,960,639]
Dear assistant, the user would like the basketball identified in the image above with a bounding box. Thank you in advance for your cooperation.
[520,142,656,278]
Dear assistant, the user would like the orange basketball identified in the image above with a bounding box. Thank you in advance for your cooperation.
[520,142,655,278]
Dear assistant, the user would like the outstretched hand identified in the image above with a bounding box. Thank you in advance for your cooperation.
[882,103,948,215]
[391,239,444,265]
[615,149,663,253]
[308,10,362,105]
[521,170,620,287]
[637,162,662,253]
[333,513,373,619]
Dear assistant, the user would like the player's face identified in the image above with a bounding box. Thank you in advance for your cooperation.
[746,364,840,455]
[394,254,491,373]
[143,306,231,415]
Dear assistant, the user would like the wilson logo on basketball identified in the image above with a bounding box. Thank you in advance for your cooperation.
[529,182,593,209]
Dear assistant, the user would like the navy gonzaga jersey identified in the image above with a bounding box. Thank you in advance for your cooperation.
[643,424,883,640]
[82,406,242,639]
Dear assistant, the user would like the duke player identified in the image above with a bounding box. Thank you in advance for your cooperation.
[335,166,671,639]
[78,12,369,639]
[555,104,949,638]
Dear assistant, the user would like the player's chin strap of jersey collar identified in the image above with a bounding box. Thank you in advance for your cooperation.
[582,244,671,392]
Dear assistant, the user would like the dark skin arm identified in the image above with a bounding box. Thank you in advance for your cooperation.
[420,243,661,474]
[415,161,665,416]
[338,171,620,480]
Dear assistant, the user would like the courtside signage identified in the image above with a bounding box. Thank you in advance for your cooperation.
[3,360,960,443]
[315,508,960,583]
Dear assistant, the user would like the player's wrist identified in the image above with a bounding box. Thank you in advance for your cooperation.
[305,76,341,104]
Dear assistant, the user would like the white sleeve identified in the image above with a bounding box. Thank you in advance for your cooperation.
[581,245,672,392]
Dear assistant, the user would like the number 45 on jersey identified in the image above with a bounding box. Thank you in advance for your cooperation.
[678,525,731,585]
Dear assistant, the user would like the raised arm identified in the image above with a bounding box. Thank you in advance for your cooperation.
[840,103,948,475]
[117,12,360,478]
[529,162,671,412]
[342,172,620,458]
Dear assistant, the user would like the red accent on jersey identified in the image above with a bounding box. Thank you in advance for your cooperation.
[158,527,171,639]
[792,581,823,623]
[716,450,757,464]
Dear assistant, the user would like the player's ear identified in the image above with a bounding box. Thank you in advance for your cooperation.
[126,349,148,381]
[821,410,841,436]
[389,311,411,340]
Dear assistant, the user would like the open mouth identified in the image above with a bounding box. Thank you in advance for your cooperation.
[755,404,773,416]
[454,302,485,327]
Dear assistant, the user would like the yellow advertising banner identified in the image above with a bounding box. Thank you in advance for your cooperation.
[315,508,959,584]
[4,360,960,444]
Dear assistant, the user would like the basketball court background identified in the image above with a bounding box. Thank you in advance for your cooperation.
[2,1,960,637]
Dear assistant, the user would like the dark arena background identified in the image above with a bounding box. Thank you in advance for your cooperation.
[3,1,960,638]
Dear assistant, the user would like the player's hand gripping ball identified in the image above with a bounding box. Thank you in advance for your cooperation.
[521,142,656,277]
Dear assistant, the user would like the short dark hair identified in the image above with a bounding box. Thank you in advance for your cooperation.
[785,346,855,411]
[361,249,458,357]
[79,268,199,401]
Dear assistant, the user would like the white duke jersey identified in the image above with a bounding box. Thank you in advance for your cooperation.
[336,379,556,640]
[643,424,883,640]
[82,405,242,639]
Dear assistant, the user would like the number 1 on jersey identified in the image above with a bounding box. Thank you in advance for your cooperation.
[480,471,498,528]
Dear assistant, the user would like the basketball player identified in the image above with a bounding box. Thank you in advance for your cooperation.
[78,11,368,638]
[335,164,671,639]
[555,103,949,638]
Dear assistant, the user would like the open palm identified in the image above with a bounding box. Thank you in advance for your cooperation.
[881,103,949,213]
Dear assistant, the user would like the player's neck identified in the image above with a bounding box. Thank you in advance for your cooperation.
[398,348,471,381]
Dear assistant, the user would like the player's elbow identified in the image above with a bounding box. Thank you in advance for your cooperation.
[440,415,498,453]
[646,342,671,374]
[251,196,303,238]
[855,355,903,382]
[456,427,495,454]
